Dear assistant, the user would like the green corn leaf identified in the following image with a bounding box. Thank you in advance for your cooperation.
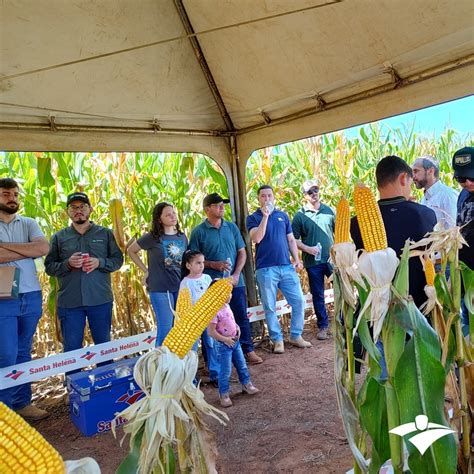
[393,302,457,474]
[115,425,143,474]
[358,377,390,473]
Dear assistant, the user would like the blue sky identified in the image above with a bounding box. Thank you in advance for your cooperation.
[345,95,473,138]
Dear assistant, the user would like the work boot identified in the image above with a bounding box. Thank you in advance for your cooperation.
[317,328,329,340]
[16,404,49,421]
[219,394,232,408]
[288,336,312,348]
[242,382,260,395]
[273,340,285,354]
[246,351,263,365]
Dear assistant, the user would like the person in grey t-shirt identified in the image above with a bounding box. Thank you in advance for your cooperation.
[45,192,123,366]
[128,202,188,345]
[0,178,50,421]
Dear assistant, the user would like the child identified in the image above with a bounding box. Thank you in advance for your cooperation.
[179,250,218,381]
[208,291,260,408]
[179,250,212,303]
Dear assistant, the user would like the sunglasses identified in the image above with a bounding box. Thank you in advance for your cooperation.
[306,188,319,195]
[454,176,474,184]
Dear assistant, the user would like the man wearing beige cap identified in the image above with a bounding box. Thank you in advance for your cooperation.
[412,155,458,229]
[292,179,335,340]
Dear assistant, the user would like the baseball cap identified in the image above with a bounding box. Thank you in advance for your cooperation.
[452,147,474,179]
[66,192,91,207]
[301,179,319,193]
[203,193,230,207]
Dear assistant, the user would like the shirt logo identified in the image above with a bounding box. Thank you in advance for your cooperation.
[389,414,455,455]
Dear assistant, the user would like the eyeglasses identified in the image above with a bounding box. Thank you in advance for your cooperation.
[454,176,474,184]
[68,204,89,212]
[306,188,319,195]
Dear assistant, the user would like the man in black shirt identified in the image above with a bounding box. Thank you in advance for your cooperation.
[351,155,437,308]
[452,147,474,331]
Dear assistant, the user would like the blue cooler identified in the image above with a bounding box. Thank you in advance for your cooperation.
[67,357,144,436]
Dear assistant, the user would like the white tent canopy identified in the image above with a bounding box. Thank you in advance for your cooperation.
[1,0,474,212]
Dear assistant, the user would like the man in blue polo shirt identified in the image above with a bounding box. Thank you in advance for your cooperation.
[247,185,311,354]
[292,179,335,340]
[189,193,263,379]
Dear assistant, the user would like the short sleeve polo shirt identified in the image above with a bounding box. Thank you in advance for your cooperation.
[246,208,292,269]
[0,215,44,293]
[189,219,246,286]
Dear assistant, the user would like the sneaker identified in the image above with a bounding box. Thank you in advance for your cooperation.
[245,351,263,365]
[242,382,260,395]
[317,329,329,340]
[16,404,49,421]
[273,340,285,354]
[219,394,232,408]
[288,336,312,348]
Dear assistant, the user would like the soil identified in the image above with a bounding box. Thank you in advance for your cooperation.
[31,321,353,474]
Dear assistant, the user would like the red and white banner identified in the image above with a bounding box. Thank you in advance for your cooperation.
[1,290,334,389]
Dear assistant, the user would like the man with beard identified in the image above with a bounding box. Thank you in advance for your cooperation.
[0,178,50,420]
[45,192,123,366]
[292,179,335,340]
[412,155,458,229]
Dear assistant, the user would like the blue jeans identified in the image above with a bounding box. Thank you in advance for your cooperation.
[229,286,254,354]
[215,340,250,395]
[149,291,177,346]
[0,291,42,409]
[256,265,305,342]
[58,302,112,366]
[306,263,332,329]
[201,328,219,381]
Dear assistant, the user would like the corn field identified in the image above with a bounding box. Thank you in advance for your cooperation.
[0,123,472,359]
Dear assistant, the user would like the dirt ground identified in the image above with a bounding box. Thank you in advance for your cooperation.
[31,321,353,474]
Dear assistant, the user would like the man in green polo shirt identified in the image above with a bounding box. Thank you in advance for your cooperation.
[189,193,262,377]
[292,179,335,340]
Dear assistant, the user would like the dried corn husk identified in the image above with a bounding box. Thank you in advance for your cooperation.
[330,242,364,308]
[114,348,227,474]
[354,248,399,342]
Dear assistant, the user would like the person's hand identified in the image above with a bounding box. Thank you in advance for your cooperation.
[142,270,149,285]
[294,261,304,272]
[83,257,100,274]
[222,336,235,348]
[306,245,320,256]
[68,252,83,269]
[231,273,239,286]
[212,260,232,272]
[261,204,271,218]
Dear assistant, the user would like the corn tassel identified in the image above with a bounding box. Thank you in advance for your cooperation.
[109,198,126,252]
[0,402,65,474]
[334,197,351,244]
[353,184,387,252]
[164,278,233,358]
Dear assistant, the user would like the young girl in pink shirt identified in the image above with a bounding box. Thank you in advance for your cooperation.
[208,290,260,407]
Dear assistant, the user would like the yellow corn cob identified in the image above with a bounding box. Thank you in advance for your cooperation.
[109,198,125,252]
[353,184,387,252]
[334,197,351,244]
[424,258,435,286]
[0,402,65,474]
[164,278,233,358]
[175,287,193,318]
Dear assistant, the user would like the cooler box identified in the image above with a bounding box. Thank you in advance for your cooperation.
[67,357,144,436]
